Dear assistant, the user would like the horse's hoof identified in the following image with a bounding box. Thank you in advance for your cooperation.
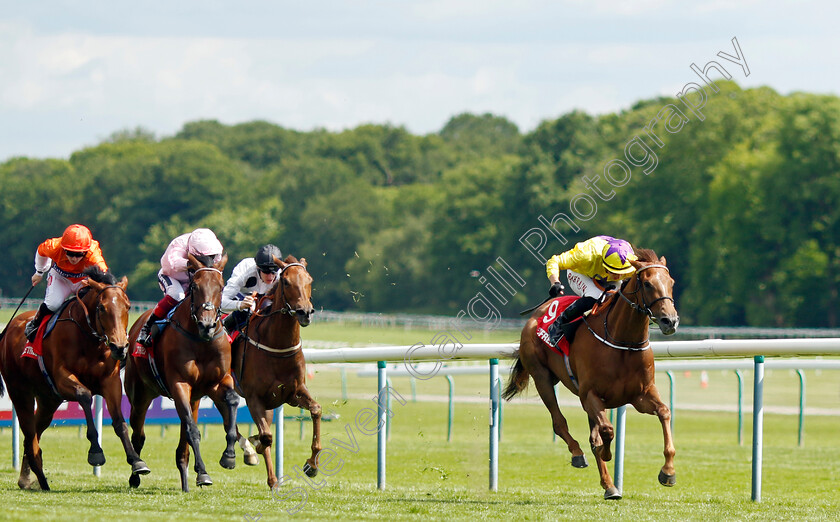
[571,455,588,468]
[604,486,622,500]
[17,477,32,490]
[302,462,318,478]
[244,453,259,466]
[88,450,106,467]
[658,470,676,487]
[219,454,236,470]
[132,460,151,476]
[196,473,213,487]
[129,473,141,488]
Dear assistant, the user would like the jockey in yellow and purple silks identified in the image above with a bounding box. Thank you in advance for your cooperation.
[545,235,637,345]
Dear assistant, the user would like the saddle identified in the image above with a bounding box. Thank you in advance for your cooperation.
[22,298,75,359]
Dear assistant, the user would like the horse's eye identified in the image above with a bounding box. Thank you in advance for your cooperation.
[644,281,654,289]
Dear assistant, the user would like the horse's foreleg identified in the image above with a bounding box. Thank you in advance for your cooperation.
[581,390,620,500]
[245,400,278,489]
[171,383,210,491]
[55,372,105,467]
[633,387,676,486]
[530,367,586,467]
[209,376,239,470]
[102,375,150,477]
[290,385,322,477]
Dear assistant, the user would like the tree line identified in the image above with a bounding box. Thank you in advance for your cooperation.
[1,81,837,327]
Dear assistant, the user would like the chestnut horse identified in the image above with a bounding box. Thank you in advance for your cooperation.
[226,255,319,489]
[124,254,239,492]
[503,249,679,500]
[0,268,149,490]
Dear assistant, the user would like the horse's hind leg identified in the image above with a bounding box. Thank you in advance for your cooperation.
[9,393,46,490]
[530,367,586,467]
[289,385,322,477]
[245,400,278,489]
[55,373,105,466]
[633,387,676,486]
[581,390,620,500]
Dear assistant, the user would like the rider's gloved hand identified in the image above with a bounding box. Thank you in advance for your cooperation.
[549,282,565,297]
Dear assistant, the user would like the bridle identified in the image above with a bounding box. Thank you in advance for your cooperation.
[66,284,129,348]
[253,263,309,319]
[188,267,224,327]
[243,262,311,356]
[584,264,674,351]
[615,264,675,324]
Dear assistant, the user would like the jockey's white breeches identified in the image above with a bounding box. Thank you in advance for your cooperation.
[44,270,85,311]
[565,270,617,299]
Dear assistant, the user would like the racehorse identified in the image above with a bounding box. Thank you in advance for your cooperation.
[0,268,149,490]
[124,253,239,492]
[503,249,679,500]
[227,255,319,489]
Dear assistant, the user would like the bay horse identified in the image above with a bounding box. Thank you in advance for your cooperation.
[226,255,319,489]
[124,253,239,492]
[0,268,149,490]
[503,249,679,500]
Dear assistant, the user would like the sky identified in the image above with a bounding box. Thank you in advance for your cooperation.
[0,0,837,161]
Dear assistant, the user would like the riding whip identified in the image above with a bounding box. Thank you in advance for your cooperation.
[0,282,38,341]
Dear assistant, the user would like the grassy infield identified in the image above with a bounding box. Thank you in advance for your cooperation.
[0,319,838,520]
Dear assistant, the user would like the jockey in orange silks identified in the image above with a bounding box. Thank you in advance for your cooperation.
[25,224,109,341]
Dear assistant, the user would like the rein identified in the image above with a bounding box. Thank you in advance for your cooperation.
[585,264,673,351]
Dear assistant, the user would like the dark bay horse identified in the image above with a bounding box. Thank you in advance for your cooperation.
[0,268,149,490]
[503,249,679,500]
[124,254,239,492]
[227,255,319,489]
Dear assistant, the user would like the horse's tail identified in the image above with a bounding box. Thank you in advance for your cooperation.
[502,354,529,401]
[0,368,5,398]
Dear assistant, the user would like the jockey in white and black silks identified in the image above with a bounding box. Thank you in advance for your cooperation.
[544,235,637,345]
[136,228,224,347]
[220,244,283,333]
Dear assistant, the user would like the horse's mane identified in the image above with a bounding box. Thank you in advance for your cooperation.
[83,266,118,285]
[633,248,659,263]
[283,254,299,264]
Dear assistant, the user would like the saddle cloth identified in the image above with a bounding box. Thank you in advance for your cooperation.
[535,296,580,357]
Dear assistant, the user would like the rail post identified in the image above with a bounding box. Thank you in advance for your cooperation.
[489,358,499,491]
[751,355,765,502]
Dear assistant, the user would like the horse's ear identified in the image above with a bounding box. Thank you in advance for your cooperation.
[273,255,287,269]
[187,253,200,271]
[215,253,228,271]
[629,259,644,270]
[118,276,128,289]
[299,257,307,268]
[659,256,667,266]
[84,278,103,291]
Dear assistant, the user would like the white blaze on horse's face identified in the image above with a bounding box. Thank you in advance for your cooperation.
[641,264,680,335]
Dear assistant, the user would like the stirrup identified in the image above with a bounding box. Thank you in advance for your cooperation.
[24,320,38,342]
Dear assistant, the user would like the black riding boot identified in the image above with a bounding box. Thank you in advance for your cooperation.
[137,313,162,347]
[24,303,51,342]
[547,296,598,346]
[223,310,247,333]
